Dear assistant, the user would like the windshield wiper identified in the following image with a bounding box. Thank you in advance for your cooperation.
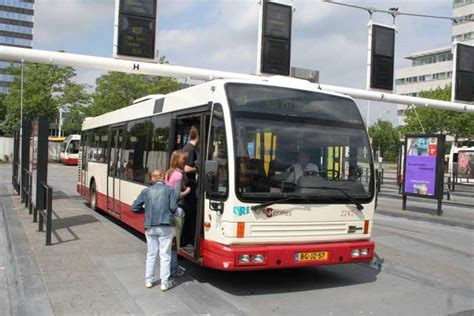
[296,186,364,211]
[250,195,313,211]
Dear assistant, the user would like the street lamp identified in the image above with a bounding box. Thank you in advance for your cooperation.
[58,104,68,137]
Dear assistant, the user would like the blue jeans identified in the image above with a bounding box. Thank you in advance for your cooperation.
[145,225,175,284]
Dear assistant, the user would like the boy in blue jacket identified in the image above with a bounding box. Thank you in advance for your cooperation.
[132,170,177,291]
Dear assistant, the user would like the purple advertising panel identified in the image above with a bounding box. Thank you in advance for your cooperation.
[404,137,438,196]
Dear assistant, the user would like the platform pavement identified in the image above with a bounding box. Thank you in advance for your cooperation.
[375,169,474,230]
[0,165,243,315]
[1,163,473,314]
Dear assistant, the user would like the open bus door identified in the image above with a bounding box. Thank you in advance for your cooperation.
[172,106,211,261]
[107,126,124,218]
[79,132,89,198]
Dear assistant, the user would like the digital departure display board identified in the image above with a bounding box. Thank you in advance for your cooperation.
[453,43,474,102]
[369,24,395,91]
[263,2,292,39]
[120,0,156,18]
[116,0,157,60]
[260,1,292,76]
[117,16,156,59]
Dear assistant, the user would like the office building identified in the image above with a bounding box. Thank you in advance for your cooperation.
[395,0,473,125]
[0,0,34,94]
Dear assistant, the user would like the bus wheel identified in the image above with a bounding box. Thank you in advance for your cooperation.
[90,182,98,211]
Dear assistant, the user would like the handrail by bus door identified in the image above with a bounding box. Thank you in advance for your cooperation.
[193,111,212,259]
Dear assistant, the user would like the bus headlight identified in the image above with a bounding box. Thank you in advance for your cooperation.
[252,254,265,264]
[360,249,369,256]
[351,249,360,257]
[238,254,250,264]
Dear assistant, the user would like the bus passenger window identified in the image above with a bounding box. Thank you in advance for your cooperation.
[146,115,171,180]
[124,119,153,183]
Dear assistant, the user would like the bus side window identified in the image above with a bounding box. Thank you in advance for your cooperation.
[146,115,171,183]
[124,119,153,183]
[207,104,228,199]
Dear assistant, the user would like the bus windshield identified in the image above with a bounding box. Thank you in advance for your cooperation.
[226,83,374,204]
[68,139,80,154]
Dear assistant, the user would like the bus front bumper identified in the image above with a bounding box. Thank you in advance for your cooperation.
[61,157,78,165]
[201,239,374,271]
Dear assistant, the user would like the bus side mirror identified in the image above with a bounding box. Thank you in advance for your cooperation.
[205,160,218,194]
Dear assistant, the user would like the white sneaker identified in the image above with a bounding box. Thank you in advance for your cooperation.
[145,282,153,288]
[160,282,173,291]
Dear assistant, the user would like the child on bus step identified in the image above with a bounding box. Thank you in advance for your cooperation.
[166,150,191,277]
[132,170,177,291]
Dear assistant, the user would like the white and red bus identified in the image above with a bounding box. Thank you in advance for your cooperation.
[60,134,81,165]
[77,77,376,271]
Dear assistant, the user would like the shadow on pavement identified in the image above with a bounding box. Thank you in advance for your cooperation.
[49,211,99,245]
[52,213,99,230]
[177,259,380,296]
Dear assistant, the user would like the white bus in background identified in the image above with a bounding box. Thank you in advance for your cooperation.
[60,134,81,165]
[77,76,376,271]
[448,141,474,184]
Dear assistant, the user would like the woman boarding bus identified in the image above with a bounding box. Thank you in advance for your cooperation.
[77,77,375,271]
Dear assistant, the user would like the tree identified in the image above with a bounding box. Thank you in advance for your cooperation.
[369,119,401,162]
[86,57,180,117]
[1,63,91,135]
[61,105,86,135]
[402,84,474,144]
[0,93,6,135]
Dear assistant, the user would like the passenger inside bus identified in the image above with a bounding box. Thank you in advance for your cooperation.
[125,157,134,180]
[236,127,260,191]
[181,125,200,248]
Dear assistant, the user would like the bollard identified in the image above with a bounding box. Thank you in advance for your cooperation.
[28,173,33,215]
[38,184,53,246]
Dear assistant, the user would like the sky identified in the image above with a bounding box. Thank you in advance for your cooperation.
[33,0,454,126]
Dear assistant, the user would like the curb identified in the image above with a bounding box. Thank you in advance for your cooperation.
[0,184,54,315]
[375,208,474,230]
[378,192,474,208]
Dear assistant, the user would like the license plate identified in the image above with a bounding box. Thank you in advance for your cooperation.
[294,251,328,262]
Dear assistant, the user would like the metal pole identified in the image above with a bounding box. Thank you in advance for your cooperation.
[58,106,62,137]
[366,15,372,131]
[367,100,370,130]
[19,59,24,191]
[256,0,263,75]
[46,187,52,245]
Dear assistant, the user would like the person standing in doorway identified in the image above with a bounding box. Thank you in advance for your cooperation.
[132,170,177,291]
[165,150,190,277]
[181,125,199,247]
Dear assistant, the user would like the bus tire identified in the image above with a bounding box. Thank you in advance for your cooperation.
[90,181,98,211]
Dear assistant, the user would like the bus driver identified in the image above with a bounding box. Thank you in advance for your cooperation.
[287,151,319,183]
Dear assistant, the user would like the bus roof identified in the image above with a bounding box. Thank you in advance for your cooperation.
[81,77,354,131]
